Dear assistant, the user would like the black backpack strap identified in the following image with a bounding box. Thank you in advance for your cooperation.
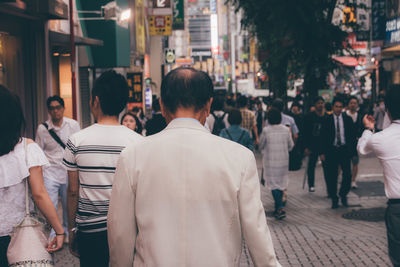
[225,129,233,140]
[42,122,66,149]
[237,130,246,143]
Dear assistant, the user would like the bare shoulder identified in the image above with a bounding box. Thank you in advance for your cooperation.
[26,138,35,145]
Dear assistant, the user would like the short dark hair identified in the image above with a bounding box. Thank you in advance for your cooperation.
[332,97,344,106]
[92,70,129,116]
[211,96,225,111]
[313,96,325,104]
[237,96,248,108]
[46,95,64,109]
[385,85,400,120]
[228,109,242,125]
[160,67,213,114]
[267,108,282,125]
[0,85,26,156]
[347,96,359,105]
[271,98,284,112]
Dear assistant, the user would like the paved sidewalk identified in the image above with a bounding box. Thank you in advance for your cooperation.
[239,153,390,267]
[54,153,391,266]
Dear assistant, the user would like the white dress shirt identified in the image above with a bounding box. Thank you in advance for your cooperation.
[334,114,345,146]
[35,117,80,184]
[358,120,400,199]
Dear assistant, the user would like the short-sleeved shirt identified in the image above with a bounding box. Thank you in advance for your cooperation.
[63,124,143,233]
[0,139,49,236]
[36,117,80,184]
[265,113,299,136]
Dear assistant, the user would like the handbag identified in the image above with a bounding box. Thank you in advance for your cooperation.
[6,138,54,267]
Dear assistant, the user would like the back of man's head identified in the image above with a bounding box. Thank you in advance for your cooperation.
[211,96,225,112]
[385,85,400,120]
[237,96,248,108]
[271,98,284,112]
[160,67,213,114]
[92,70,129,116]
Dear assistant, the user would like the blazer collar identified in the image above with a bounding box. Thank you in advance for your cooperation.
[165,118,210,133]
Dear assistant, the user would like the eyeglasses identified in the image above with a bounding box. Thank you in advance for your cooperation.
[48,105,63,111]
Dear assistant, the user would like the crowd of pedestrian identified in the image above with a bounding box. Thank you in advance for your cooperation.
[0,67,399,267]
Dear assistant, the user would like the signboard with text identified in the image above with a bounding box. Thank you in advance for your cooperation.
[127,72,143,103]
[149,15,172,35]
[173,0,184,30]
[386,17,400,44]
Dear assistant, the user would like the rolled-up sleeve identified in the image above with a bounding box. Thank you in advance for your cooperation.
[357,130,374,155]
[238,153,281,267]
[108,149,137,267]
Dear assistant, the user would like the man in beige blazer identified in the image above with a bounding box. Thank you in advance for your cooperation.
[108,67,281,267]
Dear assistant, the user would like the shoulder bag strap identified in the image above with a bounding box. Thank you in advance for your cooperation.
[24,138,29,216]
[237,130,246,143]
[42,122,66,149]
[225,129,233,140]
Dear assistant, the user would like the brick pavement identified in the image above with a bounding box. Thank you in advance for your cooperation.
[239,153,391,267]
[53,153,391,266]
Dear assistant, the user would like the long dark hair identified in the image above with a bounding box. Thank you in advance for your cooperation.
[0,85,26,156]
[120,112,143,134]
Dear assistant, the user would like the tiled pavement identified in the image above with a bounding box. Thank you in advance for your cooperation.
[54,153,391,266]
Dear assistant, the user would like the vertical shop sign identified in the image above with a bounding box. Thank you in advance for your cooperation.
[127,72,143,103]
[173,0,184,30]
[372,0,386,41]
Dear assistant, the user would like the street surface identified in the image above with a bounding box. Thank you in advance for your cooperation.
[54,152,390,267]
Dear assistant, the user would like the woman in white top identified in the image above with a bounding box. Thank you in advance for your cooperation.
[0,85,64,265]
[259,107,294,220]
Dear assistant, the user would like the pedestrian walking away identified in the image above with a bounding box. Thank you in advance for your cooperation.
[220,109,254,151]
[320,98,357,209]
[63,71,143,267]
[0,85,64,266]
[259,108,294,220]
[35,95,80,241]
[303,96,329,193]
[357,85,400,266]
[107,67,281,267]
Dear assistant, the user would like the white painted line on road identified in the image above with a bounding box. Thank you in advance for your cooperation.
[359,173,383,178]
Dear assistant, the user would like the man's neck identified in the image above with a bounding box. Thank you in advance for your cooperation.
[348,109,357,114]
[52,117,63,127]
[96,114,120,125]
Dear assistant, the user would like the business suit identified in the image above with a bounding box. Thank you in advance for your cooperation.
[321,113,357,204]
[108,118,280,267]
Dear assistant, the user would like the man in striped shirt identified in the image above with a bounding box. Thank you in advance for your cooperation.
[63,70,143,267]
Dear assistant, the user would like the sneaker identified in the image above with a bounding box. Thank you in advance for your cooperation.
[309,187,315,192]
[275,209,286,220]
[351,182,357,189]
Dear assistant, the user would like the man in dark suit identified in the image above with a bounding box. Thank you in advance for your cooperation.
[320,98,357,209]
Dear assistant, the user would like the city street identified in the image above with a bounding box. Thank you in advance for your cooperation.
[53,152,390,266]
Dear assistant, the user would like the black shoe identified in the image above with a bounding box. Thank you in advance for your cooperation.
[275,209,286,220]
[341,197,349,207]
[331,199,339,209]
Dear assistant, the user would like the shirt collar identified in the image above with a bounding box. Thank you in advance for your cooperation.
[48,117,65,130]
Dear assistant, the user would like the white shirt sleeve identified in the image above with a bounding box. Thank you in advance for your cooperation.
[26,143,49,168]
[357,130,374,155]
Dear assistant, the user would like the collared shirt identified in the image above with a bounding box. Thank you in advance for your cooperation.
[358,120,400,199]
[334,113,345,146]
[265,113,299,136]
[35,117,80,184]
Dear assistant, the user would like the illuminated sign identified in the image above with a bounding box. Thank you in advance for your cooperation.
[210,14,219,55]
[386,17,400,44]
[127,72,143,103]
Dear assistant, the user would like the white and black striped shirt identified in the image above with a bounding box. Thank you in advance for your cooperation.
[63,124,143,233]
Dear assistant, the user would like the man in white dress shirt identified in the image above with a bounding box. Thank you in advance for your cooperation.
[358,86,400,266]
[35,95,80,240]
[108,67,281,267]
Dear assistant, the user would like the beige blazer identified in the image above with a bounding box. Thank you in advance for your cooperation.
[108,118,280,267]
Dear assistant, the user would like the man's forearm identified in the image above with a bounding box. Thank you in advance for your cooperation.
[67,189,78,230]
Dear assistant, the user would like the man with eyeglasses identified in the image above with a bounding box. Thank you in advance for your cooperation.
[35,95,80,242]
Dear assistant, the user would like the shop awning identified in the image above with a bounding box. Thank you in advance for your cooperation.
[333,56,358,67]
[382,45,400,57]
[49,30,104,47]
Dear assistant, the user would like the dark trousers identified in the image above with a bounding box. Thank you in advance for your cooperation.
[326,147,352,202]
[0,236,10,267]
[271,189,284,212]
[77,230,109,267]
[307,151,329,189]
[385,203,400,266]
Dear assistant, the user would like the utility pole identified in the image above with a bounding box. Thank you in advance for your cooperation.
[69,0,77,120]
[230,5,236,93]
